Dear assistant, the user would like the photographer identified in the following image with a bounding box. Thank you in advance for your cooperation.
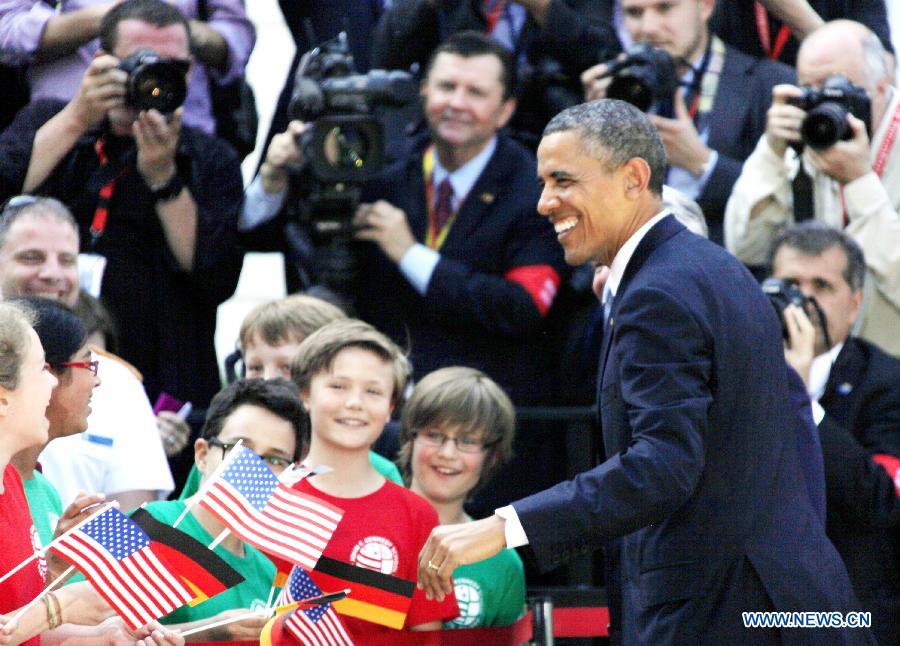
[726,19,900,358]
[0,0,243,423]
[580,0,794,244]
[769,222,900,646]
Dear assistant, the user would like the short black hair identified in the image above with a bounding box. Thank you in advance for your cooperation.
[201,379,306,461]
[544,99,667,195]
[769,221,866,292]
[100,0,190,54]
[10,297,86,370]
[425,30,517,100]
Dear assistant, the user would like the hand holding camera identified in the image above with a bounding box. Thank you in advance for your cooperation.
[260,120,309,194]
[69,53,128,131]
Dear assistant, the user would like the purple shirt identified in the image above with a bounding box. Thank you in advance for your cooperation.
[0,0,255,133]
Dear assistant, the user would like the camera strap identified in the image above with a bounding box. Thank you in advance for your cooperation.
[873,100,900,177]
[753,2,791,61]
[90,137,128,246]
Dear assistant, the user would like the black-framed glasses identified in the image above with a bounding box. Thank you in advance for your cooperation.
[58,360,100,376]
[414,430,491,454]
[207,437,293,470]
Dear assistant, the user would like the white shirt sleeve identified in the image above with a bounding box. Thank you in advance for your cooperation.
[398,243,441,295]
[495,505,530,548]
[239,176,288,232]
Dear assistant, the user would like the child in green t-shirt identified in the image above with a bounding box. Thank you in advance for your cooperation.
[397,367,526,629]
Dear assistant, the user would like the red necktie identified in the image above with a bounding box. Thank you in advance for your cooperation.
[433,178,454,232]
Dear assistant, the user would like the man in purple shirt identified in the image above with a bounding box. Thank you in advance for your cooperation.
[0,0,254,134]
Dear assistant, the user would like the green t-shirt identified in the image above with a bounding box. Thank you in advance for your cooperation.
[445,548,526,629]
[142,500,276,622]
[23,471,62,548]
[177,450,402,500]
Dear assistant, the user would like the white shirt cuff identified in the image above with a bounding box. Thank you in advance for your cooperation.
[495,505,529,548]
[398,244,440,295]
[811,400,826,426]
[239,176,287,232]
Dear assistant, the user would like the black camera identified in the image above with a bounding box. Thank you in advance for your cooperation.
[288,32,417,183]
[118,49,189,114]
[788,75,871,150]
[601,44,679,112]
[761,277,831,347]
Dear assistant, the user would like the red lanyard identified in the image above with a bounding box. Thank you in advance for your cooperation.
[873,100,900,177]
[484,0,505,34]
[754,2,791,60]
[90,138,127,244]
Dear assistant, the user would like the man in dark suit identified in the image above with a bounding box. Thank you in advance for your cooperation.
[771,222,900,646]
[352,31,566,407]
[418,99,872,644]
[582,0,795,244]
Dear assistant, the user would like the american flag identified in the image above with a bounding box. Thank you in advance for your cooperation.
[277,567,353,645]
[199,446,343,569]
[49,507,192,629]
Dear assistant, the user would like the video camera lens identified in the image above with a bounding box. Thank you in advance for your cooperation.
[119,49,189,113]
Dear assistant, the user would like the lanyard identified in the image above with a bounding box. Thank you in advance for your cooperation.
[90,138,127,246]
[685,36,725,122]
[484,0,505,34]
[422,146,464,250]
[754,2,791,60]
[873,100,900,177]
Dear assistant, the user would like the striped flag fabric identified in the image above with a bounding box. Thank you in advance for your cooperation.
[312,556,414,629]
[277,567,353,645]
[198,446,344,570]
[49,507,192,629]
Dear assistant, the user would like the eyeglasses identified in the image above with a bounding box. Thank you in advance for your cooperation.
[414,430,490,454]
[58,360,100,376]
[207,437,293,471]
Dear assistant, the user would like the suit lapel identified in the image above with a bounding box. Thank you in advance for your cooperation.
[706,45,752,153]
[820,339,864,407]
[597,215,686,390]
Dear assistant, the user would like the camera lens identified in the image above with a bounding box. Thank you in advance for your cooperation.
[607,74,655,112]
[801,102,850,150]
[322,125,371,172]
[128,62,187,113]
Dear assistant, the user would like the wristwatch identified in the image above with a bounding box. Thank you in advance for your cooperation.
[149,172,184,203]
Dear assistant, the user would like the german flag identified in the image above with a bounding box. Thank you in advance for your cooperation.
[310,556,414,629]
[130,508,244,606]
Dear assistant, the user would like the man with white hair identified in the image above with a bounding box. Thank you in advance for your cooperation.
[725,20,900,358]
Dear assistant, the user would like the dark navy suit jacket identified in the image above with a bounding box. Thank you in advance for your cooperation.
[357,134,567,405]
[818,337,900,646]
[514,215,871,644]
[698,44,795,243]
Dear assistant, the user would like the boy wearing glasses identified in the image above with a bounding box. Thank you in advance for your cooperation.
[140,378,303,641]
[270,319,459,641]
[397,367,525,629]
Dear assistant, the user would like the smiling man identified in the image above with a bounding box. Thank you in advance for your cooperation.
[418,99,872,644]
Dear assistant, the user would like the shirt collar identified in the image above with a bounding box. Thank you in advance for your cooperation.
[606,210,669,299]
[432,136,498,201]
[808,341,844,401]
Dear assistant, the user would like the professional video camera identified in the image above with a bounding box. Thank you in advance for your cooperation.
[600,44,678,113]
[788,75,871,150]
[284,31,416,301]
[761,278,832,348]
[288,32,417,184]
[119,49,189,113]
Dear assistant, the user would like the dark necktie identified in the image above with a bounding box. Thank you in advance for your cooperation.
[433,178,454,232]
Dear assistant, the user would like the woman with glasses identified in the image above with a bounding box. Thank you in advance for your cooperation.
[9,297,102,584]
[139,378,304,641]
[396,367,526,629]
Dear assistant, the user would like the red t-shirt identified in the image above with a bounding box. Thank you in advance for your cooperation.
[0,464,46,646]
[290,478,458,640]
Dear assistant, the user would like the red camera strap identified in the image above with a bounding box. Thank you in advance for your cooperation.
[90,137,128,244]
[754,2,791,61]
[873,100,900,177]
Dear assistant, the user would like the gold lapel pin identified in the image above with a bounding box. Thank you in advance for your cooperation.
[480,192,495,204]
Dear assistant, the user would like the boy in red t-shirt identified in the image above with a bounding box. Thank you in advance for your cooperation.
[273,319,458,642]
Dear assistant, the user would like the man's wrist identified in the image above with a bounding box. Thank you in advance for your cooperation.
[148,171,183,202]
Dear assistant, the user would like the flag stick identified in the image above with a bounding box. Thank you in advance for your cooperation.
[208,528,230,550]
[177,609,264,638]
[173,439,244,528]
[266,585,277,609]
[0,501,116,585]
[10,566,75,624]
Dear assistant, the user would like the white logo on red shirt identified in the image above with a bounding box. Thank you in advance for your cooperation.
[350,536,399,575]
